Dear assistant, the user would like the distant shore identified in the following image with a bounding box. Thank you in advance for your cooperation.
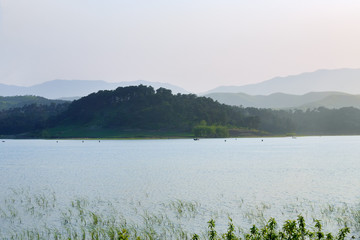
[2,132,360,140]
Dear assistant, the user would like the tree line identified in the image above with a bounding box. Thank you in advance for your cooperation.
[1,85,360,137]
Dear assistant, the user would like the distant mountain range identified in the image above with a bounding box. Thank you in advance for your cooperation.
[204,68,360,95]
[2,68,360,105]
[206,91,360,109]
[0,80,189,99]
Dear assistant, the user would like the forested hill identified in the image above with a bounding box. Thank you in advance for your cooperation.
[0,96,67,111]
[2,85,360,138]
[56,85,258,132]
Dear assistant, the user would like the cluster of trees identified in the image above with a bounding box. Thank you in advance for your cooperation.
[241,107,360,135]
[290,107,360,135]
[0,95,66,111]
[57,85,258,132]
[0,103,69,135]
[193,121,229,138]
[1,85,360,137]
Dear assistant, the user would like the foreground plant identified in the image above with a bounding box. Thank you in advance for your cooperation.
[197,215,352,240]
[0,214,354,240]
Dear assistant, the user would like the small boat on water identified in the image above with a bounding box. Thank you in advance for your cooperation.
[193,138,199,141]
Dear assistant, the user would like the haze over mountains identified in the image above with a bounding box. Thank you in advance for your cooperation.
[1,68,360,109]
[202,68,360,109]
[205,92,360,109]
[204,69,360,95]
[0,80,189,99]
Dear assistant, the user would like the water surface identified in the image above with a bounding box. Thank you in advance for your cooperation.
[1,136,360,234]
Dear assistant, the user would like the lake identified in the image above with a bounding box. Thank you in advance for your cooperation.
[1,136,360,238]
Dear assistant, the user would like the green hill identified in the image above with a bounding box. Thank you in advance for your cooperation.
[47,85,258,138]
[0,95,68,111]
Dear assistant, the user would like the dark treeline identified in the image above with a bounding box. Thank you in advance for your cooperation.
[291,107,360,135]
[1,85,360,137]
[0,95,67,111]
[0,103,69,135]
[242,107,360,135]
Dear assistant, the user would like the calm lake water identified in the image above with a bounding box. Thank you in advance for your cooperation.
[1,136,360,235]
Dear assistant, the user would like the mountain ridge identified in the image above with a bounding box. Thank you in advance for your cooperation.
[206,91,360,109]
[203,68,360,95]
[2,68,360,99]
[0,80,189,99]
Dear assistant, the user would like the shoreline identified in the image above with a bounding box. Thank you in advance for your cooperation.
[2,133,360,140]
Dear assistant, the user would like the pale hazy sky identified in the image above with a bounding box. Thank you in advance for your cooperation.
[1,0,360,93]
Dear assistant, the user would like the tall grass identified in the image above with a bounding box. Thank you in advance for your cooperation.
[0,189,358,239]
